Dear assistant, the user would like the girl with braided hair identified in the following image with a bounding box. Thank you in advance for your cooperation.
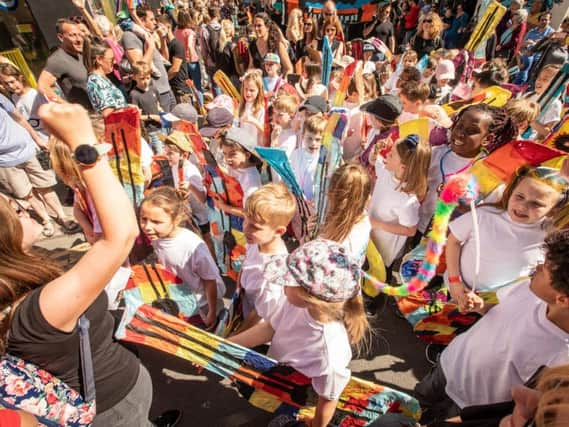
[418,103,518,235]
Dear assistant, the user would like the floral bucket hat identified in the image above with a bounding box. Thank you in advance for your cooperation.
[264,238,361,302]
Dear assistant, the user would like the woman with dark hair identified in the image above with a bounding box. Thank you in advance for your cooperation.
[444,4,470,49]
[410,11,443,58]
[363,3,396,53]
[84,39,127,117]
[0,103,149,425]
[248,12,293,76]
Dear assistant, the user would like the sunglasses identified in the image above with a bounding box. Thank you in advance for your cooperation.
[324,11,334,16]
[423,19,433,23]
[304,22,313,26]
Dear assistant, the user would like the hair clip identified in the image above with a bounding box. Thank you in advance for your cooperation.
[403,133,420,147]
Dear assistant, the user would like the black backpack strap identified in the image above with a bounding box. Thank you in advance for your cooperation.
[78,315,96,402]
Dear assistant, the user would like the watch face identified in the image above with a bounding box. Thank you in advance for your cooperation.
[75,145,99,165]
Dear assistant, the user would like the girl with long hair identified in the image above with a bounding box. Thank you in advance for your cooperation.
[320,164,372,264]
[369,134,431,268]
[238,70,266,146]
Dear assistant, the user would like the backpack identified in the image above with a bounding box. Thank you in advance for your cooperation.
[205,24,222,68]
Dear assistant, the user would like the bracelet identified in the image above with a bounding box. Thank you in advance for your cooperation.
[448,275,462,284]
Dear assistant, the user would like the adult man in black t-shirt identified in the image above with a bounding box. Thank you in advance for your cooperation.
[157,15,192,103]
[37,18,92,109]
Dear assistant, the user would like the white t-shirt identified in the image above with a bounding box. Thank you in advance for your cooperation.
[341,215,371,265]
[290,148,319,201]
[140,137,153,170]
[369,159,420,267]
[151,228,226,310]
[171,159,209,225]
[270,128,297,184]
[239,102,265,146]
[418,145,474,233]
[441,282,569,408]
[268,299,352,400]
[342,103,363,161]
[12,89,48,140]
[398,111,419,124]
[240,243,288,319]
[273,127,296,157]
[227,166,262,204]
[448,207,546,291]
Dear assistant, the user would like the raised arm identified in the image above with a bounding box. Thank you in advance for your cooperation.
[37,70,63,103]
[38,103,138,332]
[72,0,104,39]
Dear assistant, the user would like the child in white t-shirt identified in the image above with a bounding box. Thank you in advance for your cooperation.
[215,127,262,218]
[270,95,300,158]
[162,131,213,254]
[237,183,296,330]
[229,239,369,427]
[319,163,372,265]
[525,64,563,141]
[445,166,568,312]
[0,62,48,140]
[369,134,431,268]
[289,114,327,201]
[239,70,266,146]
[140,187,226,328]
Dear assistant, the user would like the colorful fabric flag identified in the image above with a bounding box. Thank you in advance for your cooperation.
[116,304,422,426]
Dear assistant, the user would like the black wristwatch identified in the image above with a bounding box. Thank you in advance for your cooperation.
[73,144,111,167]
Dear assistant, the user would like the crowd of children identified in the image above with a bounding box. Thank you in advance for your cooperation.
[1,0,569,426]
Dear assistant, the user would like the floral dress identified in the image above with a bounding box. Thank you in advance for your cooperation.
[86,72,127,114]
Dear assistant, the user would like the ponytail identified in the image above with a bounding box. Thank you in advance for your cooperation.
[343,294,369,348]
[83,38,110,72]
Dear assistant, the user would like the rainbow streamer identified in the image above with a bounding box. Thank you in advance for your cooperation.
[332,60,357,107]
[363,174,478,296]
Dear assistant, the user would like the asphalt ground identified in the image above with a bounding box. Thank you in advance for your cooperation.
[35,226,431,427]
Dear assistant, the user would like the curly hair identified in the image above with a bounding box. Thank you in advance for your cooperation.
[544,230,569,295]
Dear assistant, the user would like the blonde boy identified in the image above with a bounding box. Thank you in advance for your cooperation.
[289,114,327,201]
[271,95,300,157]
[503,99,540,139]
[238,183,297,329]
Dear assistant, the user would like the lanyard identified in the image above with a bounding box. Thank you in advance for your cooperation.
[438,148,484,193]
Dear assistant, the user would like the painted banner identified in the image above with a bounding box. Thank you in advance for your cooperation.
[279,0,380,25]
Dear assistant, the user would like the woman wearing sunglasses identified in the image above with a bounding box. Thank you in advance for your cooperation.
[410,11,443,59]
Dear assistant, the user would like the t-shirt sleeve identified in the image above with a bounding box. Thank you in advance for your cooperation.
[44,52,65,79]
[189,243,221,282]
[122,31,143,53]
[449,211,474,242]
[311,368,351,401]
[140,138,153,169]
[541,99,562,125]
[184,162,205,192]
[170,40,185,60]
[0,93,15,113]
[394,196,420,227]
